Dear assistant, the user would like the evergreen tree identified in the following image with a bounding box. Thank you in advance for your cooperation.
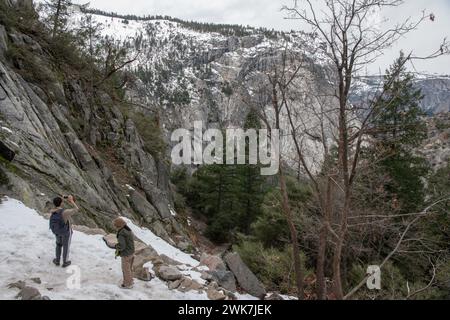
[235,110,266,233]
[173,110,268,243]
[42,0,73,38]
[371,52,429,213]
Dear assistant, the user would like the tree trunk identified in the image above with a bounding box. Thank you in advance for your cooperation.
[52,0,62,38]
[279,166,304,299]
[316,177,332,300]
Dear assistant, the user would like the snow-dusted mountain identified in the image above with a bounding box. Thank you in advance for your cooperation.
[351,74,450,115]
[69,7,449,173]
[68,6,338,173]
[71,7,328,131]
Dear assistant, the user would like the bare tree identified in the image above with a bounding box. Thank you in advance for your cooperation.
[281,0,449,299]
[241,47,306,299]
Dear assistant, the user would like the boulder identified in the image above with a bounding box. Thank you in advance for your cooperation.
[200,272,214,281]
[209,270,237,292]
[207,288,227,300]
[16,286,43,300]
[200,253,226,272]
[134,263,155,282]
[177,277,204,293]
[156,266,183,281]
[168,279,182,290]
[133,246,158,281]
[224,252,266,299]
[265,292,284,300]
[177,241,191,252]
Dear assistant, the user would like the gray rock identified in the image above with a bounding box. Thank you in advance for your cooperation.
[200,271,214,281]
[177,277,203,293]
[265,292,284,300]
[209,270,237,292]
[224,252,266,298]
[200,253,227,271]
[157,266,183,281]
[8,281,26,290]
[177,241,191,252]
[207,288,227,300]
[0,25,8,57]
[160,254,183,266]
[168,279,182,290]
[133,246,158,281]
[128,190,160,224]
[17,286,42,300]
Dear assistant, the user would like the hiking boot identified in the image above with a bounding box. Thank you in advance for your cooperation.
[53,259,60,266]
[120,284,134,290]
[62,261,72,268]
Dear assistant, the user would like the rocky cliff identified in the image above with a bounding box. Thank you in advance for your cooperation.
[0,0,189,247]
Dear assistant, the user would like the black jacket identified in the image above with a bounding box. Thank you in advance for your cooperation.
[116,226,135,257]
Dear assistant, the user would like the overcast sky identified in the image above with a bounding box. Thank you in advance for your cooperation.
[72,0,450,75]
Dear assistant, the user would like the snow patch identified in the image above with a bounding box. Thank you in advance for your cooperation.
[1,126,13,134]
[0,198,208,300]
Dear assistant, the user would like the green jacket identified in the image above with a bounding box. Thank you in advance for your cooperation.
[116,226,135,257]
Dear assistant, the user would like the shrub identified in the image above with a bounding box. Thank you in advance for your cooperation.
[0,166,9,187]
[234,239,304,294]
[221,82,233,97]
[5,44,54,85]
[131,112,166,158]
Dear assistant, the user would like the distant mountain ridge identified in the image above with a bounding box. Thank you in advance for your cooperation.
[352,74,450,115]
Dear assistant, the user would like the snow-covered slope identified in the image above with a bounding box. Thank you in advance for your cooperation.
[0,197,255,300]
[66,9,339,173]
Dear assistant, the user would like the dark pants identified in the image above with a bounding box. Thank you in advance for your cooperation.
[55,231,72,263]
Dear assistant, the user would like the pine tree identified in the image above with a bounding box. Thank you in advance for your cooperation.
[371,52,429,213]
[235,110,266,233]
[177,110,268,243]
[42,0,73,38]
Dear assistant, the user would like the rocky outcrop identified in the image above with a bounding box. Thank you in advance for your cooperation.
[224,252,266,299]
[0,14,190,244]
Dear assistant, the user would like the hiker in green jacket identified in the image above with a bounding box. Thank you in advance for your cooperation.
[113,217,135,289]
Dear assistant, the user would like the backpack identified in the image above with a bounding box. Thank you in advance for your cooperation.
[49,209,69,236]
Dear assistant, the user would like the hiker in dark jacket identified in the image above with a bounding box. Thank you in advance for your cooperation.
[49,195,79,268]
[113,217,135,289]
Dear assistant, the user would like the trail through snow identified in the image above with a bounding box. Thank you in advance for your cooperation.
[0,198,212,300]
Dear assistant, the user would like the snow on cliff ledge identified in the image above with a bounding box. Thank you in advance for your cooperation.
[0,198,254,300]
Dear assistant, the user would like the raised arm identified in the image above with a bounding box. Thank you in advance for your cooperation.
[63,195,79,220]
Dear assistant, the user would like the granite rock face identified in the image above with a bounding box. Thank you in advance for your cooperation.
[0,4,189,245]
